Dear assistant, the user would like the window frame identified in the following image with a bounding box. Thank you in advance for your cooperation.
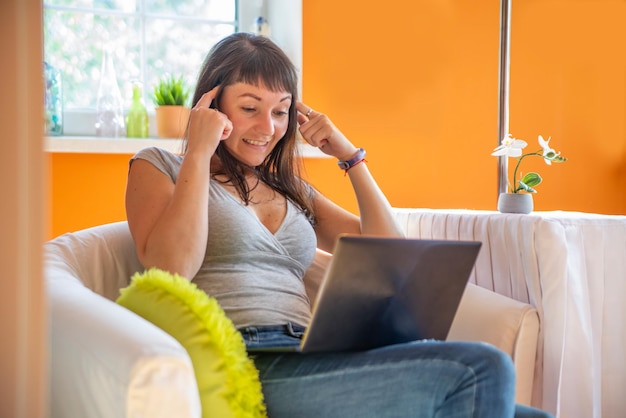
[44,0,302,138]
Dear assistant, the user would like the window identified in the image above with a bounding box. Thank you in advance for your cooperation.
[43,0,301,136]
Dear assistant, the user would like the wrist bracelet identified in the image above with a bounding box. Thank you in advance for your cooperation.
[337,148,367,173]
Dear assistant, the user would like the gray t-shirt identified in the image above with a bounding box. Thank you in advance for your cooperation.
[131,147,317,328]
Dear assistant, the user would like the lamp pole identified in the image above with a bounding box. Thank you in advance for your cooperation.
[497,0,512,196]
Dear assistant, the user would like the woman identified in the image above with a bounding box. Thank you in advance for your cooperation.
[125,32,551,418]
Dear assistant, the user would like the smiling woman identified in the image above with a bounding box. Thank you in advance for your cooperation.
[120,32,555,418]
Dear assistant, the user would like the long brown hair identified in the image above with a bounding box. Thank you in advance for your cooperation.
[187,32,314,224]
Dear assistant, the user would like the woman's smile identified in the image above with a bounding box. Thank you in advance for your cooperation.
[242,137,271,147]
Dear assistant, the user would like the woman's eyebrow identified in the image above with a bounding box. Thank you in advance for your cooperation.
[237,92,292,103]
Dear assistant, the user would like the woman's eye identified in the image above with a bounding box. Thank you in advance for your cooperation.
[240,106,288,116]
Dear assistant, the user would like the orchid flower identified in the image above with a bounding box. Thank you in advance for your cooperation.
[538,135,554,165]
[493,133,567,194]
[538,135,567,165]
[491,134,528,158]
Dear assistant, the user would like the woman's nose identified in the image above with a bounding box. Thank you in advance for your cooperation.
[257,112,275,136]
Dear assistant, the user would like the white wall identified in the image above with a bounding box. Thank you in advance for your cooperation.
[238,0,303,76]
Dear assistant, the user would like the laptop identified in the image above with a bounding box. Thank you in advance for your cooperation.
[255,235,481,353]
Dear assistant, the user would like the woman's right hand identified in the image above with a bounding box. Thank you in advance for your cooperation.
[186,87,233,157]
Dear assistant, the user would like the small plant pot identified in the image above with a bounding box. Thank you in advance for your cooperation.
[497,193,534,214]
[155,106,190,139]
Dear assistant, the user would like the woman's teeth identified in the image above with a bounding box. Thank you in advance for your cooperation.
[243,138,267,146]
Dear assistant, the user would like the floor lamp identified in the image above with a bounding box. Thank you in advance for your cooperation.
[497,0,512,196]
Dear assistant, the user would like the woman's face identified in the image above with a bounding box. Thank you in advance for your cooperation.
[218,81,292,167]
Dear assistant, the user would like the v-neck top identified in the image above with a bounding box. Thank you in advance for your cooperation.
[131,147,317,328]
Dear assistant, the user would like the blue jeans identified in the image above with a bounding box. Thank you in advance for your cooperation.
[239,324,553,418]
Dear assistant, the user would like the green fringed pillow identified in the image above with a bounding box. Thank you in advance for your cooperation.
[116,268,267,418]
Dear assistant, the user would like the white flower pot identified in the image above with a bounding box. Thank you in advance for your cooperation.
[497,193,533,214]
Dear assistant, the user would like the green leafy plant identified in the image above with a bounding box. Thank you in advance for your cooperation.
[152,74,190,106]
[492,134,568,193]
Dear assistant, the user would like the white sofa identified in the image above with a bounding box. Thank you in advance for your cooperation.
[393,208,626,418]
[45,219,540,418]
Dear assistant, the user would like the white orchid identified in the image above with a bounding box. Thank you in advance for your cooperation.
[491,134,528,158]
[492,134,567,193]
[537,135,565,166]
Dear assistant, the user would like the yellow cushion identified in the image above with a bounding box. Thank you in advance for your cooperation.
[117,268,267,418]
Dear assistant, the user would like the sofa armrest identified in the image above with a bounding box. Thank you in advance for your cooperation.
[47,273,201,418]
[448,283,539,406]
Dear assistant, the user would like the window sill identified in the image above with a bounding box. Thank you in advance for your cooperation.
[44,136,331,158]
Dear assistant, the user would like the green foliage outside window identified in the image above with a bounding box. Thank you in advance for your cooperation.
[43,0,236,110]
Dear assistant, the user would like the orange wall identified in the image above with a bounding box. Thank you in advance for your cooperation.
[48,153,130,237]
[49,0,626,238]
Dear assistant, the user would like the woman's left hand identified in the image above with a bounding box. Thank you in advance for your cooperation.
[297,102,358,161]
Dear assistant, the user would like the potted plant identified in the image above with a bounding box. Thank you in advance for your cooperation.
[491,134,567,214]
[152,74,191,138]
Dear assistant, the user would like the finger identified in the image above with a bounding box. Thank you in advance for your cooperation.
[296,101,315,118]
[194,92,213,109]
[194,86,220,109]
[296,101,308,115]
[297,113,309,126]
[220,119,234,140]
[299,120,328,147]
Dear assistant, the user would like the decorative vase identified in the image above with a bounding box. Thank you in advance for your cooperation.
[497,193,533,214]
[126,83,149,138]
[95,49,125,137]
[44,61,63,136]
[155,106,191,139]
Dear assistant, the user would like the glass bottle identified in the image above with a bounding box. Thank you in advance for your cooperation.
[252,16,271,37]
[126,82,149,138]
[44,61,63,135]
[95,48,125,137]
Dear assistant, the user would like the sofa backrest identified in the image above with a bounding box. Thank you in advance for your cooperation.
[44,221,332,303]
[44,221,144,301]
